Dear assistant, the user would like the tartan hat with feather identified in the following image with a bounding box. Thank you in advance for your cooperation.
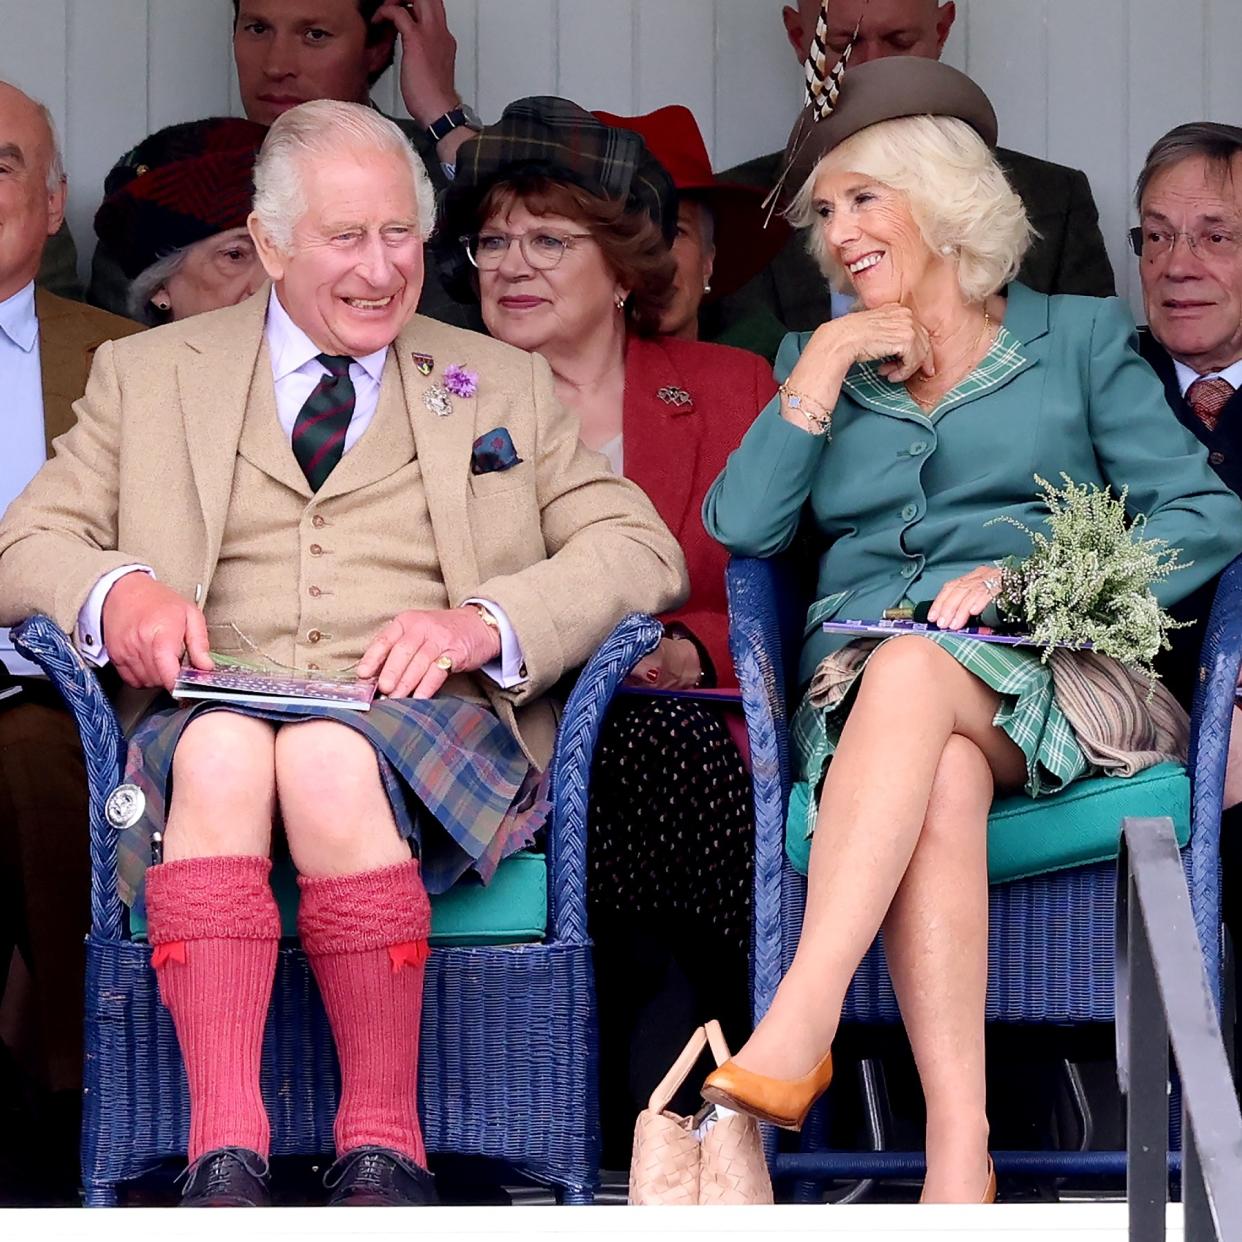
[437,95,677,304]
[94,116,267,280]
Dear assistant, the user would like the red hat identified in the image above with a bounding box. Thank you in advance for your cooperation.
[593,105,791,299]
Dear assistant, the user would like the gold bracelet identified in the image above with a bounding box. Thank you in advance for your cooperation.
[778,382,832,438]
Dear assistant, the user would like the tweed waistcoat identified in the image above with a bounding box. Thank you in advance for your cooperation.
[205,345,483,700]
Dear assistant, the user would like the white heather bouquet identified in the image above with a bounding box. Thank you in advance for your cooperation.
[987,475,1189,682]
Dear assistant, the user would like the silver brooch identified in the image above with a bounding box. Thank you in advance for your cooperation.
[657,386,692,407]
[105,783,146,830]
[423,383,452,417]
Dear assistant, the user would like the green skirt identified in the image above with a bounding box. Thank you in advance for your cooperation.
[789,634,1093,843]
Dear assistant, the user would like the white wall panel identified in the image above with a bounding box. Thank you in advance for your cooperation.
[0,0,1235,314]
[558,0,634,116]
[64,0,147,282]
[147,0,234,131]
[476,0,555,122]
[635,0,714,151]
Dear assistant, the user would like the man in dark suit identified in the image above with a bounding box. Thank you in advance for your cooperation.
[710,0,1116,337]
[1135,121,1242,840]
[0,80,140,1202]
[48,0,482,326]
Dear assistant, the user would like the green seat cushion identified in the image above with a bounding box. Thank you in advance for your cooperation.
[786,762,1189,884]
[131,851,548,947]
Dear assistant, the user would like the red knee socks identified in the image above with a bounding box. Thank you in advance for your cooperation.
[297,860,431,1167]
[145,856,280,1162]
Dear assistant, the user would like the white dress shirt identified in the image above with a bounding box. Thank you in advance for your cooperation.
[79,288,524,686]
[1173,356,1242,399]
[0,281,50,676]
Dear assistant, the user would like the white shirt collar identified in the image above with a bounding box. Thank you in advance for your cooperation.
[0,281,38,353]
[1173,355,1242,397]
[265,287,388,385]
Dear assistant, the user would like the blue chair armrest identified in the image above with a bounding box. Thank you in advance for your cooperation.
[1187,553,1242,996]
[726,556,803,1022]
[547,612,663,944]
[12,615,126,940]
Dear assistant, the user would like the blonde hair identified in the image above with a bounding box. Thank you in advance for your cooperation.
[787,114,1033,304]
[252,100,436,251]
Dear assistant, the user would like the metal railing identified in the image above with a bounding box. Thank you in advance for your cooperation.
[1116,816,1242,1241]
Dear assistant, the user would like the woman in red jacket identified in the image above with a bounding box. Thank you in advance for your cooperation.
[437,97,776,1160]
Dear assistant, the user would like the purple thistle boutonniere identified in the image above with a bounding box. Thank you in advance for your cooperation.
[443,364,478,399]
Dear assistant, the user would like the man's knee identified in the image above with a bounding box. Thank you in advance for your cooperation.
[167,714,276,856]
[275,721,390,851]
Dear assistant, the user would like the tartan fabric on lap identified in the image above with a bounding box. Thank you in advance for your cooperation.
[119,696,548,912]
[789,633,1091,844]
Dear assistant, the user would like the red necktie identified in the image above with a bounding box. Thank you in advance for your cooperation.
[292,354,355,491]
[1186,376,1234,433]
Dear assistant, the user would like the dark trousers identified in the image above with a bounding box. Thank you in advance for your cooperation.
[0,685,90,1093]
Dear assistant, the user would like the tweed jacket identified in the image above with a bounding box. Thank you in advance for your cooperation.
[0,290,688,766]
[622,333,776,685]
[34,289,142,453]
[711,146,1117,336]
[704,282,1242,690]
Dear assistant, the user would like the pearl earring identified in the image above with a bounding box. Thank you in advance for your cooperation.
[615,293,626,310]
[703,282,712,294]
[153,296,171,311]
[940,244,955,257]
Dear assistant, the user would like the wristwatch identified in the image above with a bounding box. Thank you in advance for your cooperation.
[426,103,483,144]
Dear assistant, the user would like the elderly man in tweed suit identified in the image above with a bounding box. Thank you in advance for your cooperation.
[0,100,687,1208]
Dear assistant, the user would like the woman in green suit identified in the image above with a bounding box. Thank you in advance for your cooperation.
[699,58,1242,1203]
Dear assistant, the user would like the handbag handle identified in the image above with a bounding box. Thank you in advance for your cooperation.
[647,1025,708,1113]
[704,1019,732,1068]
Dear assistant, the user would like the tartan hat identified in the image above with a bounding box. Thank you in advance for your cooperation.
[94,117,268,280]
[774,57,998,209]
[437,96,677,304]
[593,104,791,300]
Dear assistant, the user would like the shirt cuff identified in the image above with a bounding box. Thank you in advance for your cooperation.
[463,598,526,688]
[77,564,154,666]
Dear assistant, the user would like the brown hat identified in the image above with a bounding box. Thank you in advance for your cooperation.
[776,57,998,206]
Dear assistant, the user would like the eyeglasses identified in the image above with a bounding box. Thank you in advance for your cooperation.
[1129,225,1242,260]
[460,229,594,271]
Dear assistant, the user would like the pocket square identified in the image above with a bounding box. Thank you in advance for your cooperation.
[471,427,523,475]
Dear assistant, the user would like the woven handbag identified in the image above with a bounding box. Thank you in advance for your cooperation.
[628,1020,774,1205]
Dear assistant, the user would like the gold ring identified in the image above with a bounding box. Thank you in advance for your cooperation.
[434,654,454,672]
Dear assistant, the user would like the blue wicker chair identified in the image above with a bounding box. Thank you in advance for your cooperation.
[726,553,1242,1190]
[12,610,664,1207]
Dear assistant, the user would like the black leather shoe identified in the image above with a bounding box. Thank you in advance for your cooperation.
[324,1146,437,1207]
[179,1147,270,1207]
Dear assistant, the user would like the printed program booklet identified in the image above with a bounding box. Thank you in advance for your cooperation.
[173,662,378,711]
[823,619,1093,649]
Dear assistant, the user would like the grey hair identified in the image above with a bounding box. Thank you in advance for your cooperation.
[787,114,1033,306]
[1135,121,1242,212]
[35,101,65,191]
[127,248,187,325]
[252,100,436,252]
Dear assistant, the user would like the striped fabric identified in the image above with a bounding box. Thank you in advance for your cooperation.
[842,323,1027,421]
[291,354,355,490]
[789,633,1092,844]
[119,696,549,913]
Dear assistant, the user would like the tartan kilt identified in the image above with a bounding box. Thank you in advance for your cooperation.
[118,696,548,913]
[789,633,1093,845]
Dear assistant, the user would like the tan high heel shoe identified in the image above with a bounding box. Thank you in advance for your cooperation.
[981,1155,997,1204]
[700,1048,834,1131]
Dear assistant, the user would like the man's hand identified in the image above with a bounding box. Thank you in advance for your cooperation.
[625,637,703,691]
[376,1,461,129]
[101,573,212,691]
[358,606,502,699]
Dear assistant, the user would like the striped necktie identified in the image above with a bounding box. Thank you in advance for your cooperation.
[1186,376,1234,434]
[292,354,356,491]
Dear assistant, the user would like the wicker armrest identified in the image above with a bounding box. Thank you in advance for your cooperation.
[1186,553,1242,986]
[12,615,126,940]
[546,612,663,944]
